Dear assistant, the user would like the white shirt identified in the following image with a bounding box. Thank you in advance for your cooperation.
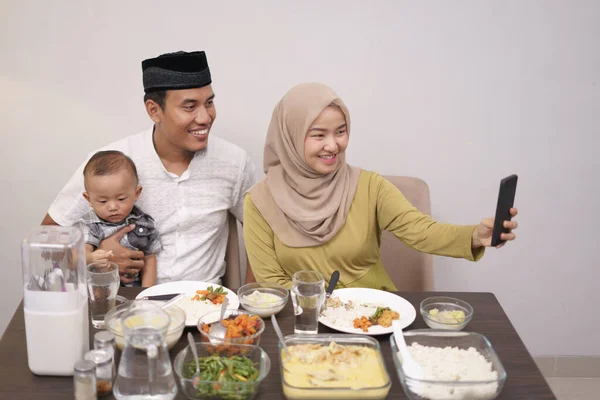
[49,127,256,284]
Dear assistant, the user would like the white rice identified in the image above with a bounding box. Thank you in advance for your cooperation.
[173,295,220,325]
[319,298,380,330]
[404,343,499,400]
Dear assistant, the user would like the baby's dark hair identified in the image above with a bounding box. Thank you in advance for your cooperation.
[83,150,139,189]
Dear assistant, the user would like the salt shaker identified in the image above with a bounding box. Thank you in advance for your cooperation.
[84,349,113,397]
[94,331,116,356]
[74,359,97,400]
[94,331,116,378]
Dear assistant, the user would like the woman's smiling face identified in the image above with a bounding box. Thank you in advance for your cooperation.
[304,105,349,175]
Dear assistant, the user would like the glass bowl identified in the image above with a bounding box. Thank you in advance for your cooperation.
[279,334,391,399]
[105,300,186,350]
[237,282,288,317]
[390,330,506,400]
[197,309,265,354]
[420,296,473,331]
[173,342,271,400]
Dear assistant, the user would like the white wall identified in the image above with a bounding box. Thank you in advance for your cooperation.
[1,0,598,355]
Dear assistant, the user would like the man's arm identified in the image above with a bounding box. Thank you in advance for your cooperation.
[97,225,145,284]
[41,213,58,225]
[141,254,157,287]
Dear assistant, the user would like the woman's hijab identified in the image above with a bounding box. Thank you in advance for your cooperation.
[249,83,361,247]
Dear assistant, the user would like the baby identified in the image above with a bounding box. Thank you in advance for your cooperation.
[79,150,161,287]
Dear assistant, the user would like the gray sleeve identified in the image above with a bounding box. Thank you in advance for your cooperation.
[79,222,101,248]
[148,235,163,255]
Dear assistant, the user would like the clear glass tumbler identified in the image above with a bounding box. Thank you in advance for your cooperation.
[291,270,325,334]
[86,262,120,329]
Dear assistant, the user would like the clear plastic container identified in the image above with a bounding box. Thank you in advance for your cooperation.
[278,334,391,399]
[21,226,89,376]
[390,330,506,400]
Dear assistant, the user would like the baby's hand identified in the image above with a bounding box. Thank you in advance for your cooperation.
[92,249,114,262]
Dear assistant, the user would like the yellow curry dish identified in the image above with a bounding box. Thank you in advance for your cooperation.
[280,341,391,399]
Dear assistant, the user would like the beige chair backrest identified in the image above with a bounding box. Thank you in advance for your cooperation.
[222,213,242,290]
[380,176,434,291]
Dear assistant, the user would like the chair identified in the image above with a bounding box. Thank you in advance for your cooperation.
[380,176,434,291]
[222,213,242,290]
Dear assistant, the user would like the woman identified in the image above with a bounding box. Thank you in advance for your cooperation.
[243,83,518,290]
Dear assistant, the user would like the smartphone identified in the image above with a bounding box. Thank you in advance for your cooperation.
[491,174,518,247]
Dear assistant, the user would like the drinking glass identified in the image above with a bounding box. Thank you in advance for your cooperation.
[86,262,120,329]
[291,271,325,334]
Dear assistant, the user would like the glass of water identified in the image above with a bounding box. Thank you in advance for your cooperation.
[291,270,325,334]
[86,262,120,329]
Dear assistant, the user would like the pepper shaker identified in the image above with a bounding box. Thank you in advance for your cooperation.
[84,349,113,397]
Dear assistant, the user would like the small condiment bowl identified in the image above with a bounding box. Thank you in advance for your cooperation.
[420,296,473,331]
[237,282,288,318]
[197,309,265,355]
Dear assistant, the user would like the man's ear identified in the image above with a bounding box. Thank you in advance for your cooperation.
[135,185,143,200]
[82,192,91,204]
[145,100,163,124]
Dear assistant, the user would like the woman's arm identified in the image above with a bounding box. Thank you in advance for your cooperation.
[242,195,293,289]
[376,176,484,261]
[244,260,257,284]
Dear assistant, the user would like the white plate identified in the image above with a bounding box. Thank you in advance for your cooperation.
[136,281,240,326]
[318,288,416,335]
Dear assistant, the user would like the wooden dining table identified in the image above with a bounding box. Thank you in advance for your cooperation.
[0,289,556,399]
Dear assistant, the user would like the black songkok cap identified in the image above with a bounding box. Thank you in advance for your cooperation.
[142,51,212,93]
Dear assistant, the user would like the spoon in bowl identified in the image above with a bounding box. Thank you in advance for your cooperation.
[208,297,229,343]
[271,315,290,360]
[186,332,201,382]
[392,320,424,392]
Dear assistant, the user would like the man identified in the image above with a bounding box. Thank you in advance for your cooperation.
[42,51,256,285]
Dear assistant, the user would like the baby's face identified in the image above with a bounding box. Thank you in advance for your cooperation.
[83,169,141,223]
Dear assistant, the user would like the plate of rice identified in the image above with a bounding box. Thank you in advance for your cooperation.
[319,288,416,335]
[136,281,240,326]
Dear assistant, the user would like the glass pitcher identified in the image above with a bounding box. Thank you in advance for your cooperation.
[113,301,177,400]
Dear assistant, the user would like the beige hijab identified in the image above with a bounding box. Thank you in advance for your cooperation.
[250,83,361,248]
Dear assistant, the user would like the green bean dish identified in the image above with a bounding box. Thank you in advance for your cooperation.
[183,354,261,399]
